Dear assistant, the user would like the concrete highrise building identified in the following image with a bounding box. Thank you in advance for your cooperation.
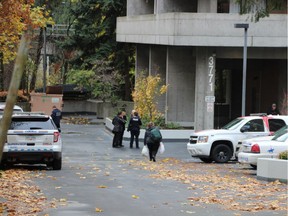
[116,0,287,130]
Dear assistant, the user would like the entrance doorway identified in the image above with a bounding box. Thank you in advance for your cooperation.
[214,59,287,128]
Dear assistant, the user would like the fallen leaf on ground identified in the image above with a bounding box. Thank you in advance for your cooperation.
[132,195,139,199]
[95,207,103,212]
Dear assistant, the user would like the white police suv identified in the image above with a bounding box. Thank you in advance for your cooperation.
[1,112,62,170]
[187,115,288,163]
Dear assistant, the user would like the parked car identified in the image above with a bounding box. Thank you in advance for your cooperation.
[235,125,288,158]
[0,112,62,170]
[187,115,288,163]
[238,130,288,168]
[0,103,23,112]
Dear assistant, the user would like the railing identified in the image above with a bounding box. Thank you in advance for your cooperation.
[46,24,75,37]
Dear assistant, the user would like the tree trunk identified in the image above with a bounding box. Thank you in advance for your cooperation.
[30,28,43,91]
[0,33,31,162]
[0,53,3,91]
[62,61,68,84]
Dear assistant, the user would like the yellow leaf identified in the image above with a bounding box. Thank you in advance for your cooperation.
[132,195,139,199]
[97,185,107,189]
[95,208,103,212]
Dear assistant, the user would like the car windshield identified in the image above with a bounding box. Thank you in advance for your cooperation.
[272,129,288,141]
[273,132,288,142]
[9,117,55,130]
[272,125,288,137]
[222,118,243,129]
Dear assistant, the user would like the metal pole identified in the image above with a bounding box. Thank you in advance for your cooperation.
[43,27,47,93]
[242,27,248,116]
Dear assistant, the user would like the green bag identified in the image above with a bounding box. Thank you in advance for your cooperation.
[150,127,162,142]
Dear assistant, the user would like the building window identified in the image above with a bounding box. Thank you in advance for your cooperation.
[217,0,230,13]
[270,0,287,14]
[240,0,287,15]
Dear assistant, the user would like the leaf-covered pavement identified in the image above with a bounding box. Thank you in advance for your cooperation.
[0,157,287,215]
[123,158,288,213]
[0,169,49,215]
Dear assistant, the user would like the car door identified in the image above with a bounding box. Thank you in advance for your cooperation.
[239,119,269,139]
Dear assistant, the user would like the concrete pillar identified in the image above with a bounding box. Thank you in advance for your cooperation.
[150,46,167,113]
[136,44,150,77]
[197,0,217,13]
[195,47,216,130]
[166,47,196,127]
[229,1,240,13]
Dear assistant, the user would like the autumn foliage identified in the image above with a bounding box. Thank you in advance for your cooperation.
[0,0,52,64]
[0,90,29,102]
[132,73,167,123]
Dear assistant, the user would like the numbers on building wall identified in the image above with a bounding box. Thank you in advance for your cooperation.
[208,56,214,92]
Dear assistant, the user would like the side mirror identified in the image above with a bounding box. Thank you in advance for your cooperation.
[240,128,245,133]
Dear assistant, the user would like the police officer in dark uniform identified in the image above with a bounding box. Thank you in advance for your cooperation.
[51,105,62,131]
[127,111,142,148]
[112,111,126,148]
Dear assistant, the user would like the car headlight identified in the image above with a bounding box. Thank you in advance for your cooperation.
[198,136,209,143]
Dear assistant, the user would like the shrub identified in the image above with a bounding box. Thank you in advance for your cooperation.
[132,73,168,123]
[278,150,288,160]
[165,122,182,129]
[0,90,29,102]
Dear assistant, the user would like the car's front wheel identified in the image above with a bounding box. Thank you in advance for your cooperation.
[199,157,213,163]
[211,144,232,163]
[52,158,62,170]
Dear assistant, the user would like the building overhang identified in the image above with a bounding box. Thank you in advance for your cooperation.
[116,13,287,48]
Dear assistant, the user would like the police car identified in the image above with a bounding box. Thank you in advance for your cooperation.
[1,112,62,170]
[0,103,24,112]
[187,114,288,163]
[238,130,288,168]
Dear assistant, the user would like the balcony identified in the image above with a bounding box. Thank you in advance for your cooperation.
[116,13,287,47]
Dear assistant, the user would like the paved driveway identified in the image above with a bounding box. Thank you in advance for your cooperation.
[35,123,287,216]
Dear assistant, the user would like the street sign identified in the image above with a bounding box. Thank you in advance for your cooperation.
[205,96,215,103]
[207,102,214,113]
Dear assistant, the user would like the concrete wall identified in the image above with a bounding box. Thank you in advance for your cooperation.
[150,45,167,113]
[157,0,197,13]
[257,158,288,183]
[166,47,195,127]
[117,13,287,47]
[62,100,134,119]
[105,118,193,142]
